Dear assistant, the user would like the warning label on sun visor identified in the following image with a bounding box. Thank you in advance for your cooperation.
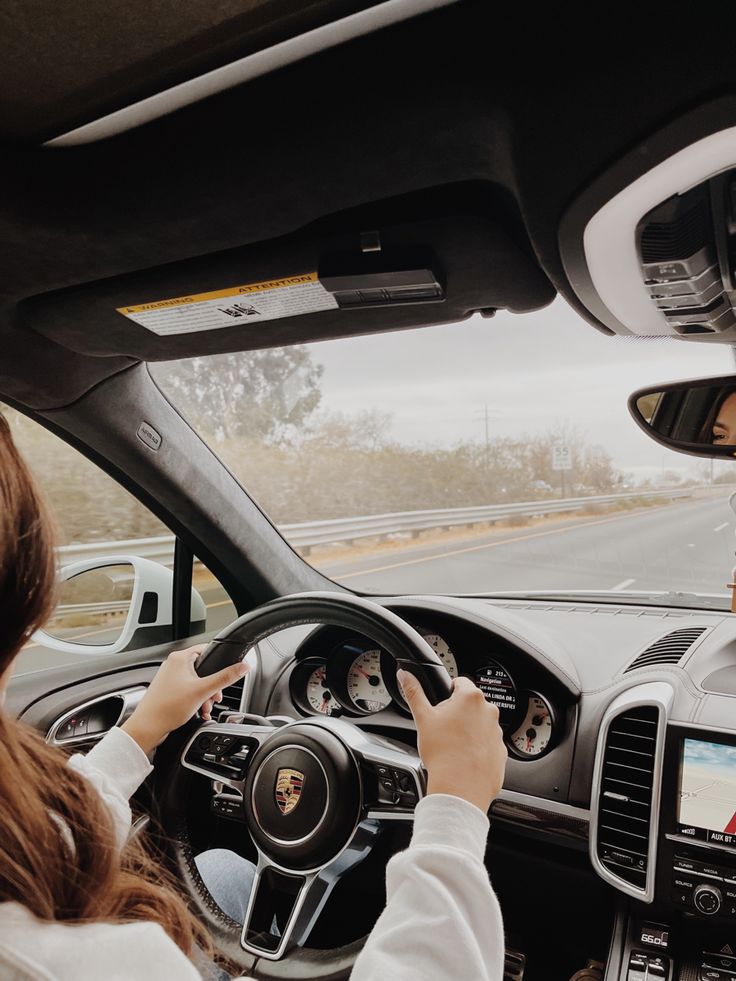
[116,273,338,335]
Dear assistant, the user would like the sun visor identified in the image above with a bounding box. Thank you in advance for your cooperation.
[19,200,554,360]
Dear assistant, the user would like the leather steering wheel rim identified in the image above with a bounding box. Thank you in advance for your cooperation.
[155,590,452,981]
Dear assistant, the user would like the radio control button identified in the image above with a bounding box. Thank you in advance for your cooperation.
[696,862,725,881]
[674,856,698,873]
[673,875,697,891]
[673,888,694,908]
[694,885,722,915]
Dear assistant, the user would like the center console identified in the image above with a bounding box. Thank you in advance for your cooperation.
[651,723,736,979]
[592,686,736,980]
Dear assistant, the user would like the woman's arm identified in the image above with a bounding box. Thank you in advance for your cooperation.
[349,669,509,981]
[68,725,154,848]
[68,647,249,848]
[350,793,504,981]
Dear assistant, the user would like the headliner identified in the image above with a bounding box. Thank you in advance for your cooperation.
[0,7,733,409]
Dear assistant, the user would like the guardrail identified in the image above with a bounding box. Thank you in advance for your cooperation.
[57,488,696,562]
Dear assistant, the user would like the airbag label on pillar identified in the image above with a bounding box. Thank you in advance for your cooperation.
[116,272,338,335]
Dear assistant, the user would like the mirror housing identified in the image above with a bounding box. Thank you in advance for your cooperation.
[629,375,736,459]
[34,555,206,655]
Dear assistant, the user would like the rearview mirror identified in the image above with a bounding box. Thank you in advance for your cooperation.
[629,375,736,458]
[34,555,206,656]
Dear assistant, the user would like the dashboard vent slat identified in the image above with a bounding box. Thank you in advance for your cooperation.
[214,678,245,717]
[595,704,659,892]
[624,627,707,672]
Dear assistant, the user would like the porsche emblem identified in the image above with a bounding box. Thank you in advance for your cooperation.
[275,768,305,815]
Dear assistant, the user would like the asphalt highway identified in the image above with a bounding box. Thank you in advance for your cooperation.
[325,496,736,598]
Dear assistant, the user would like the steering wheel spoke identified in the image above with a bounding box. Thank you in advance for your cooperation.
[325,722,426,820]
[241,821,380,959]
[181,721,276,792]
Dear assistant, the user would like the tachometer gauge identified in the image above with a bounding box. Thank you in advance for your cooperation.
[347,648,392,714]
[420,632,459,679]
[510,692,555,759]
[305,665,341,716]
[474,660,520,730]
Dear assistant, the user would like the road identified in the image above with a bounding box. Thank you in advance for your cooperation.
[16,496,736,676]
[325,495,736,596]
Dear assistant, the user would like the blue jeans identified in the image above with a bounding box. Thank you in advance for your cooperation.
[195,848,258,925]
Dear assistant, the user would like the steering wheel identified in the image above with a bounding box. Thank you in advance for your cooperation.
[155,591,452,980]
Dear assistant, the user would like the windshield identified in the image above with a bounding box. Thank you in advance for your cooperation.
[151,300,736,608]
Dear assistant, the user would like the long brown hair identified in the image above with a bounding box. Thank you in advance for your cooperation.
[0,412,211,959]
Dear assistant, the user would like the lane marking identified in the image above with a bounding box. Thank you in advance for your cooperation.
[715,522,729,532]
[336,504,694,580]
[612,578,636,591]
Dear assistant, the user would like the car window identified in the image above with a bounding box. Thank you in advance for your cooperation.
[2,405,235,673]
[151,300,736,608]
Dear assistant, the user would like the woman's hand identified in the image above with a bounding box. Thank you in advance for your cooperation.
[122,645,249,754]
[397,669,507,814]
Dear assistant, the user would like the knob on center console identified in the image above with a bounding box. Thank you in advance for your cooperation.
[693,884,722,915]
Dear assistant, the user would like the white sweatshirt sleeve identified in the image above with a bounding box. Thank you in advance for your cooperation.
[68,725,153,849]
[350,793,505,981]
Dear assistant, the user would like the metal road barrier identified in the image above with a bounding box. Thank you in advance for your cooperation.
[57,488,697,563]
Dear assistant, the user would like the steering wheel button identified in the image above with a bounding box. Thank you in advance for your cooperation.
[391,769,413,793]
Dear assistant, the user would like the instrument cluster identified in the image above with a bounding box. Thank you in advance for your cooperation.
[288,622,558,760]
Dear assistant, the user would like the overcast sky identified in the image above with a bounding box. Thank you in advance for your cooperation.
[305,298,734,479]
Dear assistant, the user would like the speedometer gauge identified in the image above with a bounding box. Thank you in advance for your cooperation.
[305,665,341,716]
[420,632,458,678]
[510,692,555,758]
[347,649,392,714]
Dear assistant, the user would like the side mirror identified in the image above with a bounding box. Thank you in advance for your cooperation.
[34,555,206,655]
[629,375,736,459]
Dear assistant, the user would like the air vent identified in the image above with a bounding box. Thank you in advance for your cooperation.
[213,678,245,717]
[625,626,707,672]
[596,706,658,893]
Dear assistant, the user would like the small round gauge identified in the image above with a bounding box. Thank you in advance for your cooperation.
[474,660,520,730]
[347,648,392,714]
[305,665,341,716]
[289,658,342,717]
[510,692,555,759]
[420,632,459,679]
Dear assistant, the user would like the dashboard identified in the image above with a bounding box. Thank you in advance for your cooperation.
[16,592,736,979]
[286,616,559,760]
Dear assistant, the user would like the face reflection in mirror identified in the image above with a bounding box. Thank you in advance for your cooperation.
[712,392,736,445]
[631,380,736,456]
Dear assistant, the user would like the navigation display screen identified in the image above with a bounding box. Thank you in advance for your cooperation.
[678,738,736,847]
